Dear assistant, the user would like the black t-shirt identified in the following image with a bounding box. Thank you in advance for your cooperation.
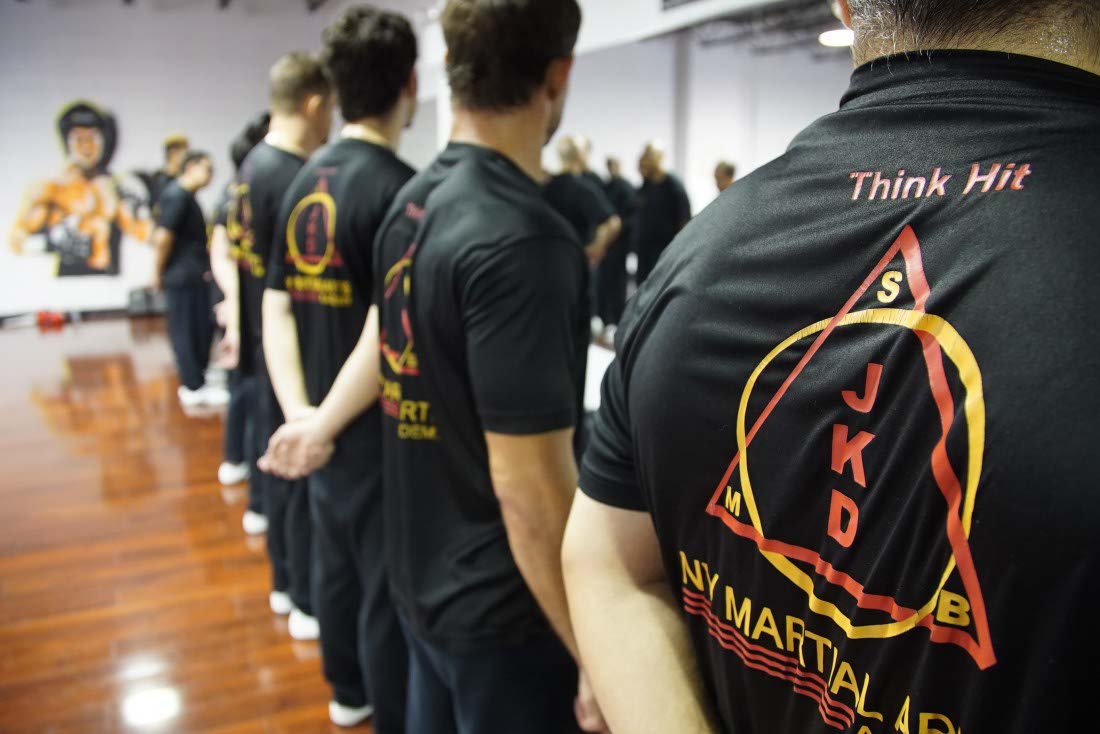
[604,175,638,248]
[212,183,232,229]
[375,142,588,651]
[155,181,210,288]
[149,169,176,207]
[542,172,616,244]
[230,142,306,375]
[634,172,691,257]
[266,138,414,457]
[581,52,1100,733]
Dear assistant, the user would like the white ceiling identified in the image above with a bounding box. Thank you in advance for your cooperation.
[31,0,440,20]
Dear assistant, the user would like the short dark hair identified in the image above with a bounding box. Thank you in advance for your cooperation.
[849,0,1100,53]
[269,52,332,114]
[716,161,736,178]
[229,111,270,170]
[182,151,211,171]
[322,6,418,121]
[441,0,582,111]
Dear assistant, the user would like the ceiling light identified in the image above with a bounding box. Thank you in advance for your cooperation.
[819,28,854,48]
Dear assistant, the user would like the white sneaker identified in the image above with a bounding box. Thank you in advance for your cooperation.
[242,510,268,535]
[329,701,374,727]
[177,385,205,408]
[288,608,320,640]
[199,384,230,407]
[269,590,293,616]
[219,461,250,485]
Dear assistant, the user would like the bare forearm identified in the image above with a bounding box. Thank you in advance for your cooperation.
[152,229,173,277]
[585,216,622,259]
[312,306,381,441]
[262,292,310,417]
[501,496,578,659]
[568,570,717,733]
[563,494,719,733]
[210,226,238,298]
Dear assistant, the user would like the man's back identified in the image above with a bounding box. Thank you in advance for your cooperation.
[543,172,614,243]
[232,141,305,372]
[375,142,588,650]
[268,138,414,405]
[581,51,1100,732]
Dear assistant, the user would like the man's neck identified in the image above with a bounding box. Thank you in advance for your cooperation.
[853,25,1100,76]
[450,105,546,183]
[342,115,401,150]
[265,115,315,159]
[648,170,668,184]
[179,177,200,193]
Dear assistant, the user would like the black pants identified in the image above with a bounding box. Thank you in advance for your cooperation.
[311,429,408,729]
[165,284,213,391]
[253,354,312,613]
[403,623,579,734]
[633,240,664,286]
[224,370,255,462]
[596,239,628,326]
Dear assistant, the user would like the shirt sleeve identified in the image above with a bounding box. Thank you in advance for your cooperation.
[462,236,585,435]
[579,307,647,511]
[578,179,616,240]
[154,189,186,234]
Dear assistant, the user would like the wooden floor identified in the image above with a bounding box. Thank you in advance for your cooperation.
[0,317,368,734]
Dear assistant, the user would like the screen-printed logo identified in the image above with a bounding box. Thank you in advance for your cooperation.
[705,226,994,671]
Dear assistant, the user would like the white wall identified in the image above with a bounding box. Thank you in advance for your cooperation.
[0,0,347,317]
[682,42,853,210]
[543,33,853,215]
[547,36,680,187]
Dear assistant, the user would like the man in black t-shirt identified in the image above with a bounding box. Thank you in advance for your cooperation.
[145,134,189,207]
[544,134,622,266]
[152,151,219,409]
[634,140,691,285]
[262,1,604,732]
[224,52,333,638]
[210,114,269,527]
[563,1,1100,733]
[261,7,418,731]
[598,156,637,329]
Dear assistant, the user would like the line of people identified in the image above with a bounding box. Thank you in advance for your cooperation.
[147,0,1100,732]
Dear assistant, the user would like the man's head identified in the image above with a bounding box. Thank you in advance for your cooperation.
[606,156,621,179]
[835,0,1100,69]
[322,5,419,128]
[715,161,736,192]
[230,111,271,171]
[57,101,117,175]
[638,141,667,181]
[179,151,214,191]
[576,134,593,168]
[557,134,583,172]
[442,0,582,141]
[164,134,189,175]
[269,52,334,147]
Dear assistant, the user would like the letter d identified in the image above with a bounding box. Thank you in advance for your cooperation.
[828,490,859,548]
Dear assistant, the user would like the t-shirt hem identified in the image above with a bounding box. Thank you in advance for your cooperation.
[578,467,647,512]
[481,409,576,436]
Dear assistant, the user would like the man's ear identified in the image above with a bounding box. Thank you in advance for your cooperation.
[406,68,419,100]
[304,93,325,118]
[831,0,853,29]
[545,56,575,103]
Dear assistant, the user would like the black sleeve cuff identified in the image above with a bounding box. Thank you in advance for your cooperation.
[578,462,648,512]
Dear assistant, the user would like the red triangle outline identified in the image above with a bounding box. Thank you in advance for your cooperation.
[704,225,996,669]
